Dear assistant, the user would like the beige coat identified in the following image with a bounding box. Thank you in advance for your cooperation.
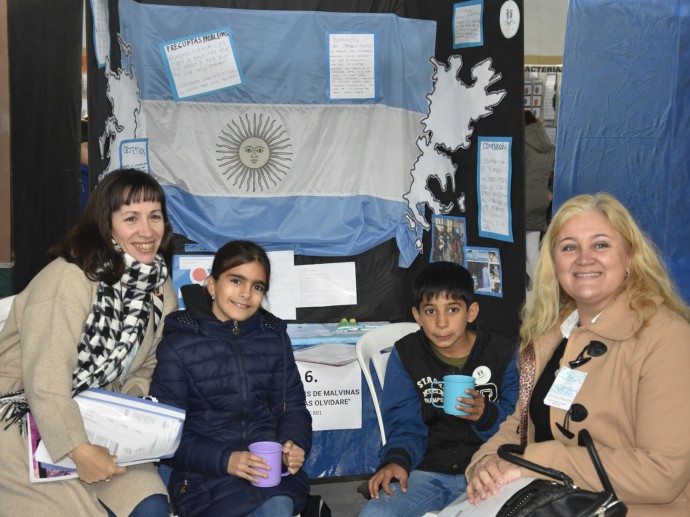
[0,258,177,517]
[467,295,690,516]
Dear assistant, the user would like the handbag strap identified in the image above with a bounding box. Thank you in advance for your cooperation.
[579,429,618,497]
[497,443,577,488]
[498,429,618,497]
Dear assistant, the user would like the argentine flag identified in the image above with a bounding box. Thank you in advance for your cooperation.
[117,0,436,265]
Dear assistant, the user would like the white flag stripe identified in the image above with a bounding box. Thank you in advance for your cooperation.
[143,100,424,199]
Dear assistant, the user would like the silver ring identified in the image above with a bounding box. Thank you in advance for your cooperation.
[106,478,111,482]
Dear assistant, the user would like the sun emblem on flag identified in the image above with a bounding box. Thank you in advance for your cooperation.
[216,113,293,192]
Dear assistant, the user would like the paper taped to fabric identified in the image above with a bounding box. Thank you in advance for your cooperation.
[555,0,690,301]
[116,0,436,261]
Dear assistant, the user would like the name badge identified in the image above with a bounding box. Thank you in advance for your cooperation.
[543,366,587,410]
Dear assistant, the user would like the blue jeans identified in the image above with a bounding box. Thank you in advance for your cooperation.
[245,495,294,517]
[360,470,468,517]
[101,494,169,517]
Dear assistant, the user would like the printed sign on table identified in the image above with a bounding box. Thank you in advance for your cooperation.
[296,360,362,431]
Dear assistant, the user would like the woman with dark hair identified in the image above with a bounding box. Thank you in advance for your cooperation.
[0,169,178,516]
[150,240,312,517]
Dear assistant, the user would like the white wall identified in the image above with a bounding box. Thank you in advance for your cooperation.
[524,0,569,61]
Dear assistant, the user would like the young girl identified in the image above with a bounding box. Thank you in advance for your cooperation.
[150,241,311,517]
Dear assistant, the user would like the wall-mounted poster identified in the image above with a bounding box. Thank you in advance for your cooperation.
[430,215,467,265]
[119,138,150,173]
[477,137,513,242]
[327,32,378,100]
[543,73,557,121]
[160,28,244,101]
[466,246,503,297]
[453,0,484,49]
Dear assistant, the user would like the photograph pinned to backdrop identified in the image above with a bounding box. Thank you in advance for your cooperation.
[466,246,503,297]
[430,215,467,266]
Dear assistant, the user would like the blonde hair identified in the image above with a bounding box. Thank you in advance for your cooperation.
[521,192,690,350]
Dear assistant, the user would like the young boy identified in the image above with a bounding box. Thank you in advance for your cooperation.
[360,261,518,516]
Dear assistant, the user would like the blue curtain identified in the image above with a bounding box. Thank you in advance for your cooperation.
[555,0,690,302]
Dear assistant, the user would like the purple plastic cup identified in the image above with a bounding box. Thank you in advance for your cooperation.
[248,441,289,487]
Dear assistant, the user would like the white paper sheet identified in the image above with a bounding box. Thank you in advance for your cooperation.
[296,262,357,307]
[33,389,185,473]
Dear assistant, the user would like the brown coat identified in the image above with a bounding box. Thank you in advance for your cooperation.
[0,258,177,516]
[467,295,690,516]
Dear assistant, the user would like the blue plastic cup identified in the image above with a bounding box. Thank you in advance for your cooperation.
[431,375,475,416]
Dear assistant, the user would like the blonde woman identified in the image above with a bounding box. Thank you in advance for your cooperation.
[465,193,690,515]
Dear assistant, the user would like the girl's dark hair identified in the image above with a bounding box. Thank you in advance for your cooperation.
[413,261,475,308]
[210,240,271,292]
[50,168,172,284]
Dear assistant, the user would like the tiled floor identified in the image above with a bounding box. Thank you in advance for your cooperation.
[309,477,369,516]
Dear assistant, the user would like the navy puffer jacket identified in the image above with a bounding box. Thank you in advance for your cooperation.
[150,285,312,517]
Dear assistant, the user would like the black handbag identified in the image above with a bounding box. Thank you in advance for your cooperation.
[495,429,627,516]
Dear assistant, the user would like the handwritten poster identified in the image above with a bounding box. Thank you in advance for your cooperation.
[160,28,242,100]
[328,33,377,100]
[477,137,513,242]
[453,0,484,49]
[119,139,149,173]
[296,361,362,431]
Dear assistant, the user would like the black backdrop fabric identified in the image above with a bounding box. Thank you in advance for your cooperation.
[86,0,525,337]
[9,0,83,292]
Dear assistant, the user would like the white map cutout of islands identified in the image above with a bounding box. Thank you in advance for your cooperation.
[404,55,506,244]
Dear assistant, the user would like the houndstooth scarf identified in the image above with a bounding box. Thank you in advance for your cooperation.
[71,248,167,393]
[0,249,167,432]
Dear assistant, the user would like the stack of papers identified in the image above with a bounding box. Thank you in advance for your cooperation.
[293,343,358,366]
[28,388,185,483]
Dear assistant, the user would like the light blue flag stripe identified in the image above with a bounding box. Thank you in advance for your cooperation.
[163,185,418,257]
[119,0,436,113]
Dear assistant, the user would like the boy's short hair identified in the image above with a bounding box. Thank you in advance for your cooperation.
[413,261,475,308]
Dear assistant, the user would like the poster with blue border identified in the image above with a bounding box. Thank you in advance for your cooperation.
[119,138,150,173]
[430,214,466,266]
[453,0,484,49]
[477,136,513,242]
[160,27,244,101]
[326,32,379,101]
[466,246,502,297]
